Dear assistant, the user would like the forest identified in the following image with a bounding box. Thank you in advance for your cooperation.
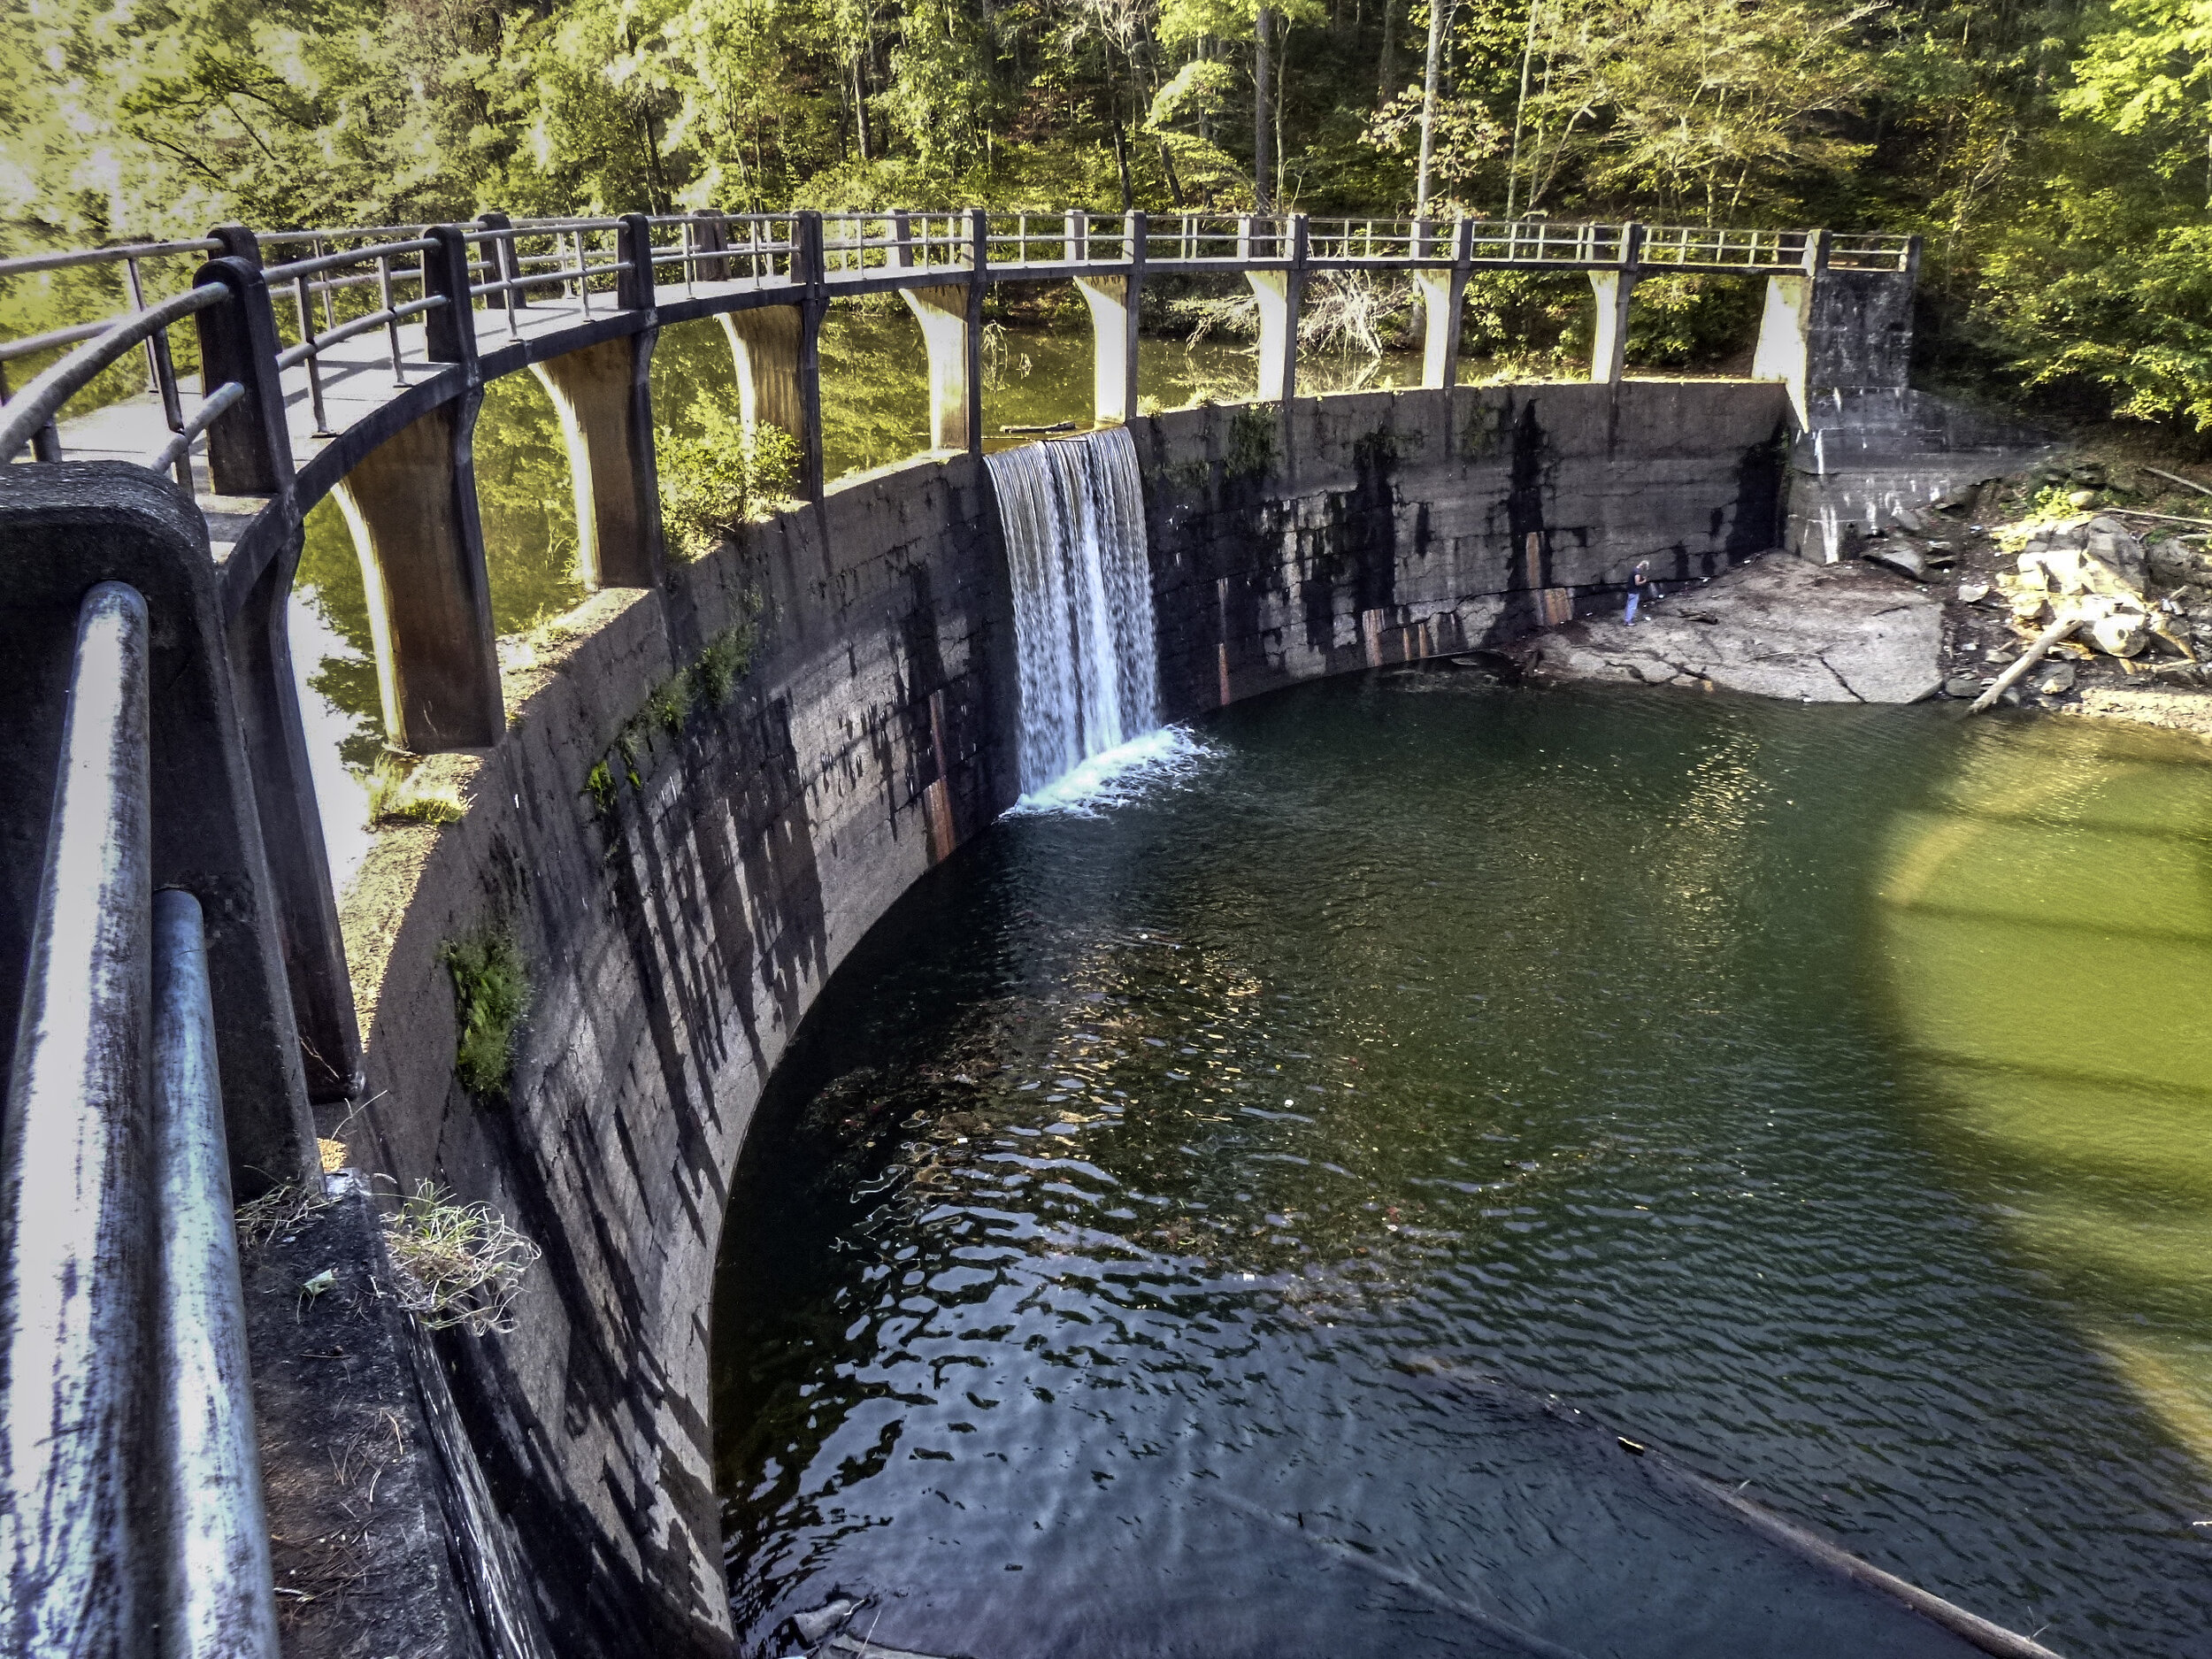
[5,0,2212,433]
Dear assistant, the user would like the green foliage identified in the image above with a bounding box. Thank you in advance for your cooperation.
[1228,403,1278,478]
[442,930,531,1100]
[657,404,800,561]
[689,616,760,707]
[584,760,618,819]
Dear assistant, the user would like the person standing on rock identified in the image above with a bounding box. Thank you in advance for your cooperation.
[1625,560,1650,626]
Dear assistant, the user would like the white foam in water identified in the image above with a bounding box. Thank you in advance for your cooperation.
[1008,725,1215,816]
[987,426,1163,797]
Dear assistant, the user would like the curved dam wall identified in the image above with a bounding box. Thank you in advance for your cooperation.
[336,380,1790,1656]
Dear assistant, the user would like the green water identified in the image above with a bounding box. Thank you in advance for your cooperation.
[709,676,2212,1659]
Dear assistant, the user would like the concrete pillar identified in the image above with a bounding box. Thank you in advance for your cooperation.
[1415,219,1472,390]
[718,302,826,500]
[1753,272,1815,424]
[330,399,504,752]
[1586,272,1635,385]
[902,282,981,452]
[1586,221,1644,386]
[529,333,666,589]
[1244,213,1309,403]
[1075,277,1137,423]
[720,305,806,439]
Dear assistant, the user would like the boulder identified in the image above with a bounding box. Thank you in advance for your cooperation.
[2089,611,2149,657]
[2034,661,2078,695]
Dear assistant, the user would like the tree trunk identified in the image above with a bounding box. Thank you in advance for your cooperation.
[1414,0,1447,213]
[1376,0,1397,108]
[1110,77,1135,211]
[1254,7,1274,211]
[854,58,872,160]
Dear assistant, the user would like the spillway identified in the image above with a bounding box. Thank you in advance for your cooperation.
[986,427,1159,795]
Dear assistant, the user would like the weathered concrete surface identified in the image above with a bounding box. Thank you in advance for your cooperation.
[1501,555,1945,703]
[1141,381,1793,719]
[328,381,1798,1659]
[337,454,1018,1659]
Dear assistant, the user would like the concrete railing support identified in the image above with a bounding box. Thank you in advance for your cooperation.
[901,283,978,452]
[529,334,667,589]
[1415,219,1473,390]
[191,258,293,498]
[1074,214,1147,426]
[1586,223,1644,386]
[720,305,807,448]
[330,402,504,752]
[1246,214,1310,403]
[1752,234,1824,425]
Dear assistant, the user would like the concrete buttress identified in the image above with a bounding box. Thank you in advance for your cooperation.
[330,400,505,752]
[529,332,667,589]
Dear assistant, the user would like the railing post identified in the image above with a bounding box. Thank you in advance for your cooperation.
[892,209,914,270]
[797,211,828,500]
[965,206,989,456]
[422,225,478,366]
[617,212,656,310]
[479,211,526,311]
[1586,220,1642,386]
[693,210,730,281]
[1065,209,1087,265]
[206,223,262,268]
[190,256,295,498]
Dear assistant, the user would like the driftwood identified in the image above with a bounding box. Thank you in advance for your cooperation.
[1970,612,2083,713]
[2089,505,2212,529]
[2140,465,2212,498]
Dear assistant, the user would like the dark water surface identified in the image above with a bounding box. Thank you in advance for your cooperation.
[713,671,2212,1659]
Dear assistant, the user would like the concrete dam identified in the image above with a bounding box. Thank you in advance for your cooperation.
[0,210,2090,1658]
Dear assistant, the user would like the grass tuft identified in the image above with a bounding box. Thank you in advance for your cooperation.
[364,755,467,826]
[380,1179,541,1335]
[235,1180,340,1248]
[441,931,531,1099]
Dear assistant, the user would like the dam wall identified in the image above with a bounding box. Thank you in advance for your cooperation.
[332,380,1792,1657]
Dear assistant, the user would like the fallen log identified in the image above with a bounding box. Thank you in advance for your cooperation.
[1970,612,2082,713]
[2140,465,2212,498]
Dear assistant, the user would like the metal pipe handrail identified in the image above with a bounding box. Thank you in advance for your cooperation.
[148,380,244,476]
[261,238,438,284]
[0,282,227,460]
[0,582,281,1656]
[0,238,221,279]
[151,886,281,1659]
[257,223,425,247]
[1,580,155,1651]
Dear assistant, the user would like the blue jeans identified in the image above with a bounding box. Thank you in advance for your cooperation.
[1624,589,1640,625]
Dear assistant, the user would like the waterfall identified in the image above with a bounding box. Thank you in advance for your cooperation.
[986,426,1160,795]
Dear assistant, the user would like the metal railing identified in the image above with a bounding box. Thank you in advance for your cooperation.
[1145,213,1292,262]
[261,234,442,426]
[819,211,974,278]
[1640,225,1814,270]
[0,282,239,488]
[0,581,280,1658]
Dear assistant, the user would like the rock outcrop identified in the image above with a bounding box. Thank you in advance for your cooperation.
[1502,555,1943,703]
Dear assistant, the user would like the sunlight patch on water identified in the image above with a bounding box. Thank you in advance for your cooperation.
[1877,718,2212,1475]
[1007,726,1217,816]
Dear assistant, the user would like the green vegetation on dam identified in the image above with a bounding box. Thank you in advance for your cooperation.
[712,672,2212,1658]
